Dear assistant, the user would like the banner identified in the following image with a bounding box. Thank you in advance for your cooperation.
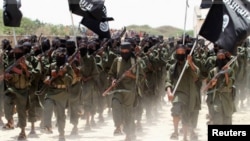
[80,12,111,39]
[69,0,113,39]
[68,0,105,21]
[199,0,250,55]
[3,0,22,27]
[200,0,213,9]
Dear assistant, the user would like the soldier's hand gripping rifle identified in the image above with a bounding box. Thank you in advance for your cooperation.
[4,53,31,74]
[102,60,141,97]
[202,55,238,92]
[49,49,79,83]
[92,38,111,56]
[36,49,79,95]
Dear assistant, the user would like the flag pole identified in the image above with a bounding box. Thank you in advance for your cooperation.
[69,11,79,48]
[172,35,198,95]
[12,28,17,46]
[171,0,191,95]
[182,0,189,45]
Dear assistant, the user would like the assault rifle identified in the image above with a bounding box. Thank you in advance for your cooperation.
[202,55,238,92]
[35,49,79,95]
[5,53,31,74]
[92,27,127,56]
[102,41,150,97]
[50,48,80,83]
[102,59,142,96]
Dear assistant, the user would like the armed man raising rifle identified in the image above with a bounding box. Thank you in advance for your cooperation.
[4,44,39,140]
[206,49,236,125]
[78,39,100,130]
[65,39,82,135]
[42,47,74,141]
[0,39,13,126]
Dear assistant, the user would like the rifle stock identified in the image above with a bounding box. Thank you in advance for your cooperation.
[5,54,30,74]
[47,49,79,85]
[92,27,127,56]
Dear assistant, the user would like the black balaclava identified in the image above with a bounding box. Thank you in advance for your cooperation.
[14,45,25,60]
[52,38,61,49]
[56,55,66,67]
[41,39,51,52]
[55,48,67,67]
[66,39,76,56]
[22,41,32,54]
[216,59,227,70]
[80,48,88,57]
[2,39,12,51]
[175,44,186,62]
[31,46,42,56]
[216,49,227,70]
[87,40,97,55]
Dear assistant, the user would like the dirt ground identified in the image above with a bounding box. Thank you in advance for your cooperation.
[0,96,249,141]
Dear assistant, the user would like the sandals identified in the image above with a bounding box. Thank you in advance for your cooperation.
[41,127,53,134]
[70,127,78,135]
[190,132,198,141]
[59,134,65,141]
[2,123,14,130]
[170,132,179,140]
[113,127,123,136]
[17,132,27,141]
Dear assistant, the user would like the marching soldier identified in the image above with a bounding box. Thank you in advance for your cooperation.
[43,47,74,141]
[78,40,99,130]
[0,39,12,125]
[166,44,201,141]
[107,42,144,141]
[234,45,248,109]
[93,39,111,123]
[4,44,39,140]
[2,41,16,130]
[65,39,82,135]
[102,39,119,116]
[25,43,43,135]
[206,49,236,125]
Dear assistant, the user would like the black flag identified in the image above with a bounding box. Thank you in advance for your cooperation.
[69,0,113,39]
[200,0,213,9]
[80,10,111,39]
[68,0,106,21]
[3,0,22,27]
[199,0,250,55]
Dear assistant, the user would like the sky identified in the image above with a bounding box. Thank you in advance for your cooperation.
[1,0,203,30]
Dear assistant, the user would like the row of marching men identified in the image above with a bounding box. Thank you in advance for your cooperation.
[0,34,171,141]
[1,34,250,141]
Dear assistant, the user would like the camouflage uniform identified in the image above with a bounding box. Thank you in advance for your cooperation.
[4,50,38,139]
[79,53,99,129]
[102,48,118,115]
[165,49,201,140]
[43,48,73,140]
[108,48,144,140]
[95,54,108,122]
[234,46,248,108]
[207,66,235,124]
